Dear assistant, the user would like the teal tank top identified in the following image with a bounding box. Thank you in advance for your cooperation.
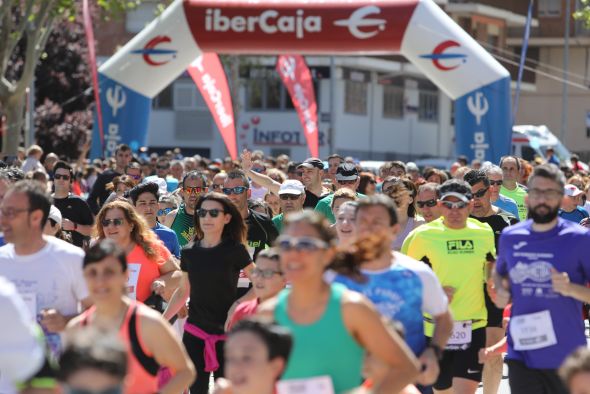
[274,283,364,393]
[170,204,194,247]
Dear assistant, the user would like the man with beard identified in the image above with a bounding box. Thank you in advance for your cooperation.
[464,170,518,394]
[87,144,132,214]
[164,171,207,247]
[494,164,590,394]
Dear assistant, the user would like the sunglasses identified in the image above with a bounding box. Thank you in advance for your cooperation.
[489,180,503,186]
[157,207,173,216]
[251,268,283,278]
[252,167,265,173]
[440,200,469,210]
[156,165,169,170]
[64,386,123,394]
[338,179,357,185]
[197,208,225,218]
[472,187,490,199]
[101,218,125,227]
[127,174,141,180]
[54,174,71,181]
[184,186,206,195]
[277,236,329,252]
[280,194,301,201]
[223,186,248,195]
[368,179,376,184]
[416,199,437,208]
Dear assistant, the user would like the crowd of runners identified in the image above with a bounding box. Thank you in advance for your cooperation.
[3,143,590,394]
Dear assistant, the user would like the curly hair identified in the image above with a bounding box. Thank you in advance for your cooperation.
[94,200,159,260]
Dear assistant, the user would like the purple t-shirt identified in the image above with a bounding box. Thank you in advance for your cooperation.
[496,218,590,369]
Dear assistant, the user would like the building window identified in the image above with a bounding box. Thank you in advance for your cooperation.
[419,91,439,122]
[345,81,367,115]
[153,84,173,109]
[382,85,404,118]
[173,81,207,111]
[538,0,561,17]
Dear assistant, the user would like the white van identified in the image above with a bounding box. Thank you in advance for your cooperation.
[512,125,588,171]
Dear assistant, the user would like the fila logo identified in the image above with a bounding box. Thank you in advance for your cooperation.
[447,240,475,254]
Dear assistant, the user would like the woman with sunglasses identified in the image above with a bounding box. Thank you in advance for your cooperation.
[163,192,255,394]
[95,200,180,304]
[67,240,195,394]
[258,210,420,393]
[358,172,377,196]
[381,176,424,251]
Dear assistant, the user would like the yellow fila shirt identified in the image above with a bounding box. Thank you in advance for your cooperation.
[402,218,496,335]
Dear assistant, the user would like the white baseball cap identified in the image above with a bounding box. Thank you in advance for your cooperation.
[564,184,583,197]
[279,180,305,195]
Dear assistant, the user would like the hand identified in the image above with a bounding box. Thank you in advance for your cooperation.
[178,304,188,319]
[580,218,590,227]
[212,377,233,394]
[224,301,240,332]
[416,347,440,386]
[62,219,76,231]
[494,277,511,308]
[443,286,455,303]
[151,280,166,296]
[486,278,496,301]
[40,309,67,333]
[478,347,494,364]
[240,149,253,172]
[551,268,572,296]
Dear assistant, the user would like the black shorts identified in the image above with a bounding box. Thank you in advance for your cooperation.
[434,328,486,391]
[507,359,568,394]
[484,283,504,328]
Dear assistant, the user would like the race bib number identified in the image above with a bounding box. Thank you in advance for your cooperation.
[238,269,251,288]
[277,376,335,394]
[126,263,141,300]
[446,320,472,350]
[510,310,557,351]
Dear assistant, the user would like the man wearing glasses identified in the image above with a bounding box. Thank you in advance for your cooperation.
[52,161,94,248]
[271,180,305,233]
[125,162,143,186]
[402,179,496,394]
[484,164,520,219]
[464,169,518,394]
[164,171,208,247]
[315,163,365,224]
[223,170,278,297]
[494,165,590,394]
[416,183,442,223]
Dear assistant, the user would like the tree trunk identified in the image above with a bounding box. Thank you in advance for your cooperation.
[2,94,26,156]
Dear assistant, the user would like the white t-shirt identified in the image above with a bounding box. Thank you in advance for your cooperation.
[250,183,268,200]
[0,277,44,389]
[0,237,87,393]
[0,236,88,318]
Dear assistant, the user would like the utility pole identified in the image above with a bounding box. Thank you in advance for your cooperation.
[561,0,571,143]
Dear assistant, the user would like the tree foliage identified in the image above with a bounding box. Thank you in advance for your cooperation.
[574,0,590,27]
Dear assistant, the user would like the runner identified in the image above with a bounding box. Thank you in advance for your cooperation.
[211,172,228,193]
[0,180,91,394]
[67,240,195,394]
[315,163,365,224]
[402,179,496,394]
[213,319,293,394]
[381,177,424,251]
[52,161,94,248]
[223,170,278,296]
[330,188,358,219]
[499,156,528,221]
[463,169,518,394]
[163,192,255,394]
[129,182,181,257]
[272,180,305,233]
[0,168,25,247]
[326,154,344,183]
[258,210,421,393]
[334,201,357,247]
[559,184,589,223]
[494,164,590,394]
[333,195,453,391]
[95,200,180,304]
[483,164,520,219]
[164,170,208,246]
[226,248,286,331]
[559,347,590,394]
[416,183,442,223]
[88,144,132,214]
[125,162,143,187]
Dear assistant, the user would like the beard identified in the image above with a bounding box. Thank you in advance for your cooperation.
[529,204,559,224]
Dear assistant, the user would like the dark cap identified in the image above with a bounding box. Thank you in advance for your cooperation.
[336,163,359,181]
[297,158,324,170]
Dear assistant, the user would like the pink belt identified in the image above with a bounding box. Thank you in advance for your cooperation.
[184,322,227,372]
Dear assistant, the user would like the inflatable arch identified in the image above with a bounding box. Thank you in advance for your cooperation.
[92,0,511,163]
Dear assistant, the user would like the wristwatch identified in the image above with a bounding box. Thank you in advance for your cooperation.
[73,222,78,230]
[428,343,443,361]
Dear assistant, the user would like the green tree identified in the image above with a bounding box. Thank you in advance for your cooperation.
[0,0,144,156]
[574,0,590,27]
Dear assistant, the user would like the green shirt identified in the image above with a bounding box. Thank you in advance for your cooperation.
[314,192,366,224]
[272,213,284,234]
[500,185,528,221]
[402,217,495,335]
